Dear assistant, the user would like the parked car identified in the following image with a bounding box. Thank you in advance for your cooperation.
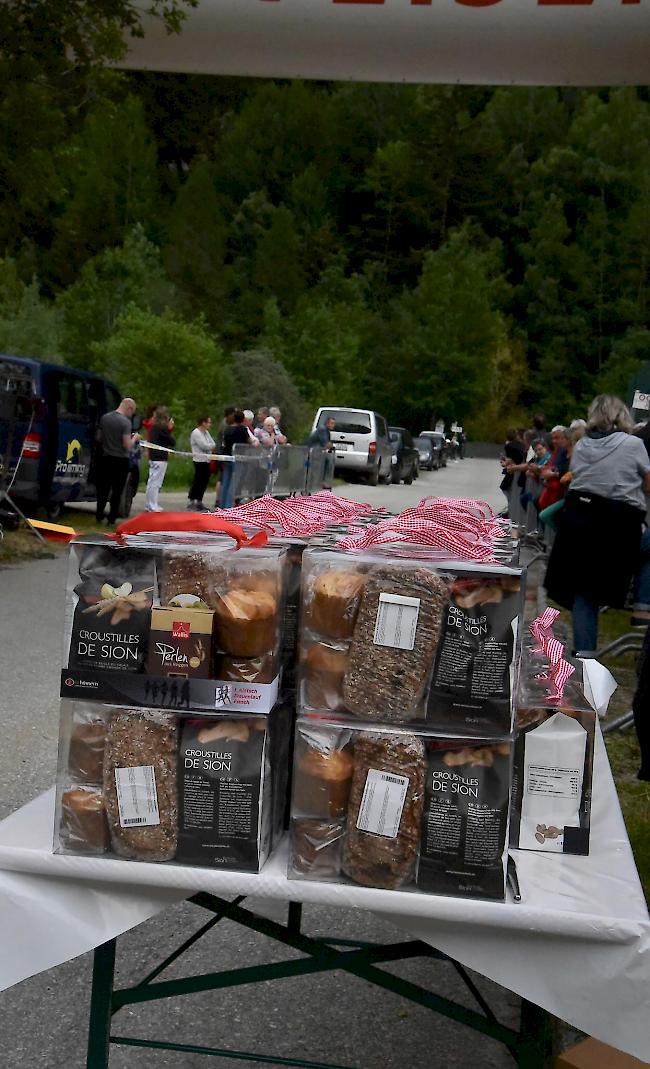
[388,426,419,484]
[0,354,134,519]
[414,435,437,471]
[311,407,393,485]
[418,430,448,468]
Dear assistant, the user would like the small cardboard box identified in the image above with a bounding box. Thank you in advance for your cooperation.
[148,606,216,678]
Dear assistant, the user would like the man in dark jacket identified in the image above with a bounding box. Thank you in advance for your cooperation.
[306,416,336,449]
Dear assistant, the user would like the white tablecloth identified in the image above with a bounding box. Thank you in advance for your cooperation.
[0,731,648,1063]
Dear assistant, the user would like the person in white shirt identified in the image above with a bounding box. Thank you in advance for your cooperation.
[187,414,216,511]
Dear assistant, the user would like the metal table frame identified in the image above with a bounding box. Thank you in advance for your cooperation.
[87,893,552,1069]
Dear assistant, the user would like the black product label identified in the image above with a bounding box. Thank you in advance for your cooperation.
[428,573,522,735]
[177,718,266,870]
[68,545,155,674]
[417,741,511,900]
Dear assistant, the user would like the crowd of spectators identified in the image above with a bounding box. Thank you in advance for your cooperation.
[500,397,650,782]
[187,404,289,511]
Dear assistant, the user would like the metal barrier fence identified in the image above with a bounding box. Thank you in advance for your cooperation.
[506,474,556,550]
[231,444,333,501]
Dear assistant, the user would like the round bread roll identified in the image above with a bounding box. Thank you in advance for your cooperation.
[60,786,108,852]
[309,570,365,639]
[294,745,353,819]
[291,818,344,878]
[303,642,348,711]
[234,571,279,597]
[68,720,106,783]
[215,588,277,657]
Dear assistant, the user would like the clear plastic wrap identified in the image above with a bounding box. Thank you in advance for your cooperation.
[289,718,512,898]
[61,536,287,714]
[298,548,524,734]
[298,549,449,723]
[54,701,292,872]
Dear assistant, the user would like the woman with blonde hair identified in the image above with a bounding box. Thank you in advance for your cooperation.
[545,394,650,656]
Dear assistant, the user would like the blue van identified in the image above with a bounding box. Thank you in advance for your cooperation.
[0,355,135,518]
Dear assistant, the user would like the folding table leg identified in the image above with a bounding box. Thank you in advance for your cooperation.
[516,999,553,1069]
[86,939,117,1069]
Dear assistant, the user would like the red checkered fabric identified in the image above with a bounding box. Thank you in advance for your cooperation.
[337,496,504,559]
[211,492,383,536]
[546,658,576,702]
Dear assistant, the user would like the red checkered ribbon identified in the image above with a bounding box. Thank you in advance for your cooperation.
[535,636,565,682]
[526,609,575,699]
[212,492,383,536]
[546,658,576,703]
[529,607,561,654]
[337,496,502,558]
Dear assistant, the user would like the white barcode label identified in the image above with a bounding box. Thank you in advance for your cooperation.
[373,593,420,651]
[356,768,410,838]
[115,766,160,828]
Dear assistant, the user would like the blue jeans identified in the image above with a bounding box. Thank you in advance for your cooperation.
[219,460,234,509]
[572,594,599,657]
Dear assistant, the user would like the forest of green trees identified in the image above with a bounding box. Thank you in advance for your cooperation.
[2,4,650,438]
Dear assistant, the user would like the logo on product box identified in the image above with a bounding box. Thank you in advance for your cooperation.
[172,621,191,640]
[64,676,99,689]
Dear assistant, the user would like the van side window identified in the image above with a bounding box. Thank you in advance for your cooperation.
[56,374,88,420]
[105,385,121,412]
[376,416,388,439]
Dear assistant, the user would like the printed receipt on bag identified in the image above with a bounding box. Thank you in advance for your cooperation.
[115,765,161,827]
[373,593,420,651]
[357,769,409,838]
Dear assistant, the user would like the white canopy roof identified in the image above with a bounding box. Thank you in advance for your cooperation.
[119,0,650,86]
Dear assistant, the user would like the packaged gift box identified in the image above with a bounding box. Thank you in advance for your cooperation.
[298,547,524,736]
[510,689,596,856]
[288,717,512,900]
[55,700,293,872]
[61,534,287,714]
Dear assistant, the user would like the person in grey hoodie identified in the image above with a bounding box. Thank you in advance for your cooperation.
[545,394,650,656]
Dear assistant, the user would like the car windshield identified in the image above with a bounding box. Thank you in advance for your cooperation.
[414,437,432,451]
[317,410,371,435]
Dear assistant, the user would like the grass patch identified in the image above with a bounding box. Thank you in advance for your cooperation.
[0,526,57,564]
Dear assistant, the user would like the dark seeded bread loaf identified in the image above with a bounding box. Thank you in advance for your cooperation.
[342,732,426,889]
[342,565,447,721]
[103,709,178,861]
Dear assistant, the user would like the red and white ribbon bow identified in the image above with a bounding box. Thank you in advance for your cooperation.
[338,497,502,559]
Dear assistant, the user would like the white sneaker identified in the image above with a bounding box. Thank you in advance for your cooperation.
[146,506,163,512]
